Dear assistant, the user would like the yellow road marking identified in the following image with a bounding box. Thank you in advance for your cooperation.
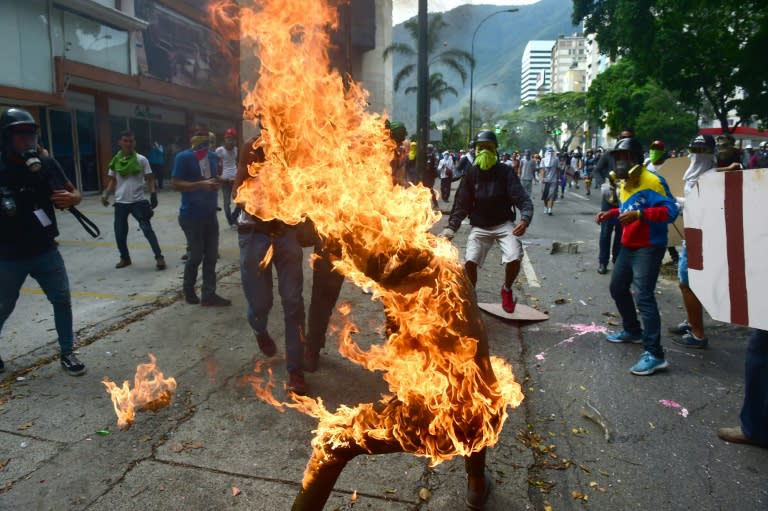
[20,287,156,302]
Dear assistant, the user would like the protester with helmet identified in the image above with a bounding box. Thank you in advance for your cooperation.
[0,107,85,375]
[596,137,679,375]
[216,128,240,228]
[441,130,534,313]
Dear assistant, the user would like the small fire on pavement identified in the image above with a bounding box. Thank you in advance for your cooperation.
[103,353,177,430]
[211,0,524,507]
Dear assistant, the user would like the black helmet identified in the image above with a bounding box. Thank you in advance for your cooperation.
[611,137,644,165]
[475,130,498,147]
[1,108,39,149]
[689,134,716,153]
[1,108,38,132]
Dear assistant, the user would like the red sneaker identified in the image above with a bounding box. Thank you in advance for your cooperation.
[501,287,516,313]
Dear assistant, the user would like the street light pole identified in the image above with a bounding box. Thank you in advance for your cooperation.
[468,8,518,144]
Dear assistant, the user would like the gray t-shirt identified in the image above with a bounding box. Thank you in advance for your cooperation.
[520,158,538,181]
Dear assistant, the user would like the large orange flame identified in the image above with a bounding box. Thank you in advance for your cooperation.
[213,0,524,482]
[103,353,177,430]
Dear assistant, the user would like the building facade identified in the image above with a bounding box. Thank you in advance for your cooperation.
[2,0,392,192]
[0,0,242,192]
[520,40,555,104]
[550,34,587,94]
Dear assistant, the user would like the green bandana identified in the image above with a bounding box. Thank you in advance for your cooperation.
[649,149,663,164]
[109,151,141,177]
[475,149,498,171]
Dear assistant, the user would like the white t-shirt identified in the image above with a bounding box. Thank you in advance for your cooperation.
[108,153,152,204]
[215,145,238,180]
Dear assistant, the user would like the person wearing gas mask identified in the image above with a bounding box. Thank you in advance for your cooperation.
[101,130,166,271]
[441,130,533,313]
[171,126,231,307]
[596,137,679,375]
[0,108,85,375]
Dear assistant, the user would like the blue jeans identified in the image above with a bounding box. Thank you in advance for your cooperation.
[239,229,305,373]
[599,197,622,265]
[307,242,344,351]
[741,329,768,446]
[0,248,74,354]
[114,201,162,260]
[179,214,219,300]
[220,181,240,227]
[609,245,666,358]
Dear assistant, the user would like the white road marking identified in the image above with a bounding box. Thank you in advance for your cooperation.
[522,246,540,288]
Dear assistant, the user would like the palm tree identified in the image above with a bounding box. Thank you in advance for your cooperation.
[383,14,473,102]
[404,73,457,105]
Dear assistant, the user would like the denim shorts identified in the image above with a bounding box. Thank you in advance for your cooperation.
[677,242,689,286]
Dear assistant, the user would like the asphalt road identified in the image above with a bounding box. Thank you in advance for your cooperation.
[0,181,765,511]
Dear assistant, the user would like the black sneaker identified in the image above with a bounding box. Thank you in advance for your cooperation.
[200,294,232,307]
[668,321,691,335]
[0,355,5,373]
[185,292,200,304]
[256,331,277,357]
[60,352,86,376]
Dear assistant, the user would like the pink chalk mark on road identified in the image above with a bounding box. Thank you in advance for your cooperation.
[535,323,610,362]
[659,399,689,418]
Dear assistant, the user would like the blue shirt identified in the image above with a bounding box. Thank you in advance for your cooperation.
[171,149,219,218]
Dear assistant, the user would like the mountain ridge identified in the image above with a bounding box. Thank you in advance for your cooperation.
[391,0,579,133]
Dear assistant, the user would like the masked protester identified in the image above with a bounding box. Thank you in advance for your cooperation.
[667,134,717,349]
[0,108,85,375]
[645,140,667,173]
[596,137,679,376]
[171,126,231,307]
[101,130,166,271]
[440,130,534,313]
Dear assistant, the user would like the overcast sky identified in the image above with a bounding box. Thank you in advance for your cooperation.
[392,0,541,25]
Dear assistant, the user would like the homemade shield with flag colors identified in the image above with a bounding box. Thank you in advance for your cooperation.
[210,0,524,507]
[683,168,768,329]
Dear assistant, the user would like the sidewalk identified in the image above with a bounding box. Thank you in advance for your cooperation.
[0,191,533,510]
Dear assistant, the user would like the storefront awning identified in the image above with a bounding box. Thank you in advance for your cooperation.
[55,57,241,120]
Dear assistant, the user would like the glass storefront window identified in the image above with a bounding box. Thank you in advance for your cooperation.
[51,7,129,74]
[0,0,53,92]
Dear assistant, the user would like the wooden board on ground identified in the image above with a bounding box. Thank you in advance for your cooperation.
[655,157,687,246]
[478,302,549,321]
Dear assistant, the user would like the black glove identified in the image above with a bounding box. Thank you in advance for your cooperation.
[150,192,158,209]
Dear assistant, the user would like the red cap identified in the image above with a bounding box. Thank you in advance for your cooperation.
[650,140,664,149]
[224,128,237,138]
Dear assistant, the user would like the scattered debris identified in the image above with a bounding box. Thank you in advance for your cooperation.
[580,400,612,442]
[418,487,431,501]
[231,486,241,496]
[571,490,588,501]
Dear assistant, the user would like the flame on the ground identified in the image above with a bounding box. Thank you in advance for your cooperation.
[103,353,177,430]
[214,0,523,477]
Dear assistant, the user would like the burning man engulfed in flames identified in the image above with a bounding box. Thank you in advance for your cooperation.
[211,1,524,508]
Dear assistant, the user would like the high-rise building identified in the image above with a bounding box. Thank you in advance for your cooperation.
[550,34,587,93]
[520,40,555,103]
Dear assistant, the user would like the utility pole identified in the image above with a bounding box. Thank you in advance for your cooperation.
[415,0,429,184]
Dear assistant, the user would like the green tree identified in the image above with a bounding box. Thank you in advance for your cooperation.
[383,14,474,102]
[573,0,768,132]
[586,59,698,148]
[404,73,457,105]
